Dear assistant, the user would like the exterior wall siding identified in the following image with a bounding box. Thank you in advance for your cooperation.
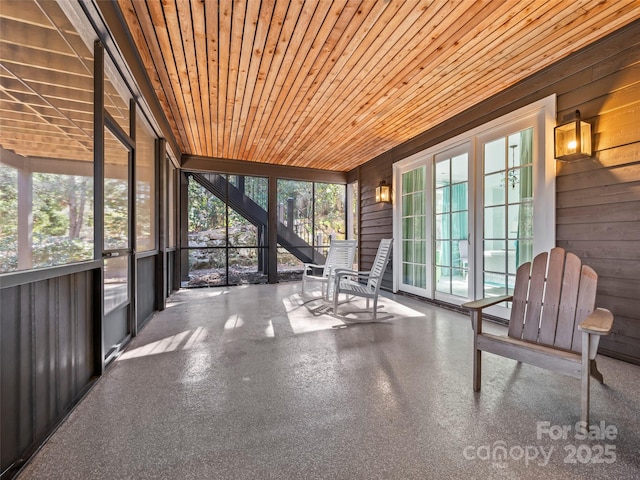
[352,20,640,363]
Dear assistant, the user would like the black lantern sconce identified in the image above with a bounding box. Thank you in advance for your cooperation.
[554,110,592,161]
[375,180,392,204]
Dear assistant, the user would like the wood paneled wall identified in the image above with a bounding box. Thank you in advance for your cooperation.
[352,20,640,363]
[0,268,99,478]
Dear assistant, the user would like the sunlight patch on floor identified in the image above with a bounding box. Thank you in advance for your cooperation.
[119,327,208,360]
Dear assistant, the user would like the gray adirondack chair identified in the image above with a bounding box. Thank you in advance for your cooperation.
[462,247,614,424]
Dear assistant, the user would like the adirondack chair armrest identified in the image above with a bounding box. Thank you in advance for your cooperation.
[578,308,614,335]
[461,295,513,312]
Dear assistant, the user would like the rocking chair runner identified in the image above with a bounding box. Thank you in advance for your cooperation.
[462,247,614,424]
[332,238,393,321]
[301,239,357,299]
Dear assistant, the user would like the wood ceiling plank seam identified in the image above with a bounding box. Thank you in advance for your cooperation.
[257,0,351,161]
[366,0,634,136]
[250,0,338,162]
[241,0,305,158]
[273,0,419,164]
[180,0,208,156]
[216,0,233,157]
[233,0,291,160]
[165,0,204,155]
[120,0,186,150]
[280,3,440,165]
[121,2,633,168]
[141,0,195,152]
[245,0,364,162]
[308,5,536,169]
[302,1,639,170]
[316,1,536,167]
[347,0,514,127]
[507,2,640,78]
[228,0,262,160]
[370,0,638,144]
[284,0,483,167]
[203,0,219,156]
[0,62,93,140]
[281,0,449,165]
[315,0,563,168]
[244,0,367,161]
[190,0,212,157]
[263,0,396,162]
[246,0,317,160]
[232,0,277,159]
[151,0,199,153]
[221,0,248,158]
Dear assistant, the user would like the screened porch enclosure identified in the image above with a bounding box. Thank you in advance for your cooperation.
[183,174,349,287]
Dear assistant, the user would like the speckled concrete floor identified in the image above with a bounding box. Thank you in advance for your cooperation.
[18,283,640,480]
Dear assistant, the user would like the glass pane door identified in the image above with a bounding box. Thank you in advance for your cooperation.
[434,151,469,299]
[400,166,427,293]
[482,128,534,299]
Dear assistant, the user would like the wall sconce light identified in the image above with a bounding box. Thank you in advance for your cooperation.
[375,180,392,203]
[554,110,592,161]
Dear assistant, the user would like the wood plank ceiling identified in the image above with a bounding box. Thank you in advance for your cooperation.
[117,0,640,172]
[1,1,638,173]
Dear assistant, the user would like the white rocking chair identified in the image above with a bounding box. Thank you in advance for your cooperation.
[301,239,357,299]
[332,238,393,321]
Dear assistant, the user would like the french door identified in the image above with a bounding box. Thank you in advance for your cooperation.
[394,96,555,316]
[434,147,470,301]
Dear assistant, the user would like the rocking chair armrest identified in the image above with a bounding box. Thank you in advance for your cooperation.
[303,262,324,273]
[334,269,371,281]
[462,295,513,312]
[578,308,614,335]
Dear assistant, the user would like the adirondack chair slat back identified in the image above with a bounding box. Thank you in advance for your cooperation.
[537,248,565,345]
[572,265,598,353]
[507,247,598,353]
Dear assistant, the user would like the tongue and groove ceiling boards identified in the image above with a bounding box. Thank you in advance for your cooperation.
[119,1,638,171]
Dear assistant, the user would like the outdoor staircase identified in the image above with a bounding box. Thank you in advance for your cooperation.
[190,173,324,265]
